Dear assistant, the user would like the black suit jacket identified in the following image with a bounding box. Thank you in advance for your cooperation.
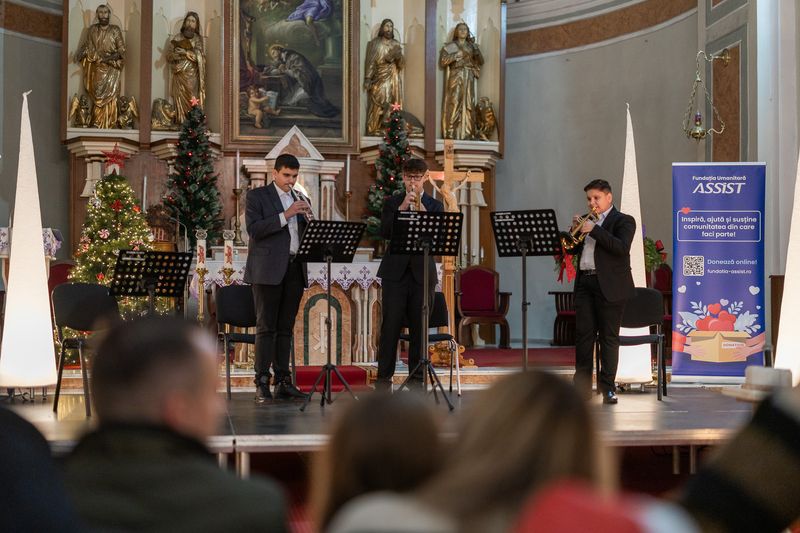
[575,207,636,302]
[243,183,309,286]
[377,192,444,284]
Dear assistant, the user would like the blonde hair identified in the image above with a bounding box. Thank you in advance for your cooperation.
[420,371,603,532]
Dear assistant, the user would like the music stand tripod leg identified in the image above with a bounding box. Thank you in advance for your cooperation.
[300,252,358,412]
[397,243,455,411]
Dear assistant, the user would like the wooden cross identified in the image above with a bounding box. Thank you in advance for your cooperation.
[426,140,484,213]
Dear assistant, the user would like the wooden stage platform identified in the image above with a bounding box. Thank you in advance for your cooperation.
[9,384,752,476]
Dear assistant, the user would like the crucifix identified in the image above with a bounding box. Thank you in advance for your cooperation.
[426,140,484,213]
[426,140,484,372]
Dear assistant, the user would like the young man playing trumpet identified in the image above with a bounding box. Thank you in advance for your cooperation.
[244,153,311,403]
[375,158,444,390]
[571,179,635,404]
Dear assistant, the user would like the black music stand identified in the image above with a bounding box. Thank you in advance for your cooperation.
[110,250,193,316]
[491,210,561,371]
[299,220,366,411]
[391,210,462,411]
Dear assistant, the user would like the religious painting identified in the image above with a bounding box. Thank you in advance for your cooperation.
[226,0,357,151]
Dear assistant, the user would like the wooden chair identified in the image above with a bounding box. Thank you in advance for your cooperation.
[456,266,511,348]
[549,291,576,346]
[400,292,462,395]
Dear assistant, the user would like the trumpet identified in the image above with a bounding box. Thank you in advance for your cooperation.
[407,182,422,211]
[560,207,599,251]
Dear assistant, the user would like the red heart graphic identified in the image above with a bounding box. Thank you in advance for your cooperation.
[718,310,736,323]
[680,207,691,214]
[708,318,735,331]
[696,316,713,330]
[708,303,721,315]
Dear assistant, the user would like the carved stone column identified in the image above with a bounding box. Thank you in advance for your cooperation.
[151,132,222,176]
[65,138,139,197]
[241,159,270,189]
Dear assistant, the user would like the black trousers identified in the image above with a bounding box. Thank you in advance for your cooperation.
[377,270,435,381]
[574,273,625,394]
[251,261,304,381]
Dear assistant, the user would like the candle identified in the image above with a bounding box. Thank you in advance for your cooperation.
[196,238,206,267]
[346,153,350,191]
[235,150,240,189]
[142,174,148,211]
[223,238,233,269]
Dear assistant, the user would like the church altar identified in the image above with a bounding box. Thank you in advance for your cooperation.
[194,247,442,367]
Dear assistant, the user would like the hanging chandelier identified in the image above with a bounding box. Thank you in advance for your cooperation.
[682,49,730,140]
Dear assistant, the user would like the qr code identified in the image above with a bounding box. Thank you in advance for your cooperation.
[683,255,704,276]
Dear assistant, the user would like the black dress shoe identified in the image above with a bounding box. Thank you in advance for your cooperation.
[274,378,308,400]
[373,379,393,393]
[254,375,272,403]
[602,390,618,404]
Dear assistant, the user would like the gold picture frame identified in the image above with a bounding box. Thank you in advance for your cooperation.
[224,0,358,152]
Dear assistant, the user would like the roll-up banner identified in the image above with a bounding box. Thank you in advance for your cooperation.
[671,163,766,382]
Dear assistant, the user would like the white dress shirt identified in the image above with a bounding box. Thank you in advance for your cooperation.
[275,183,300,254]
[579,205,613,271]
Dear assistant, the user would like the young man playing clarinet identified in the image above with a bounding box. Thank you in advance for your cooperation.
[244,154,312,402]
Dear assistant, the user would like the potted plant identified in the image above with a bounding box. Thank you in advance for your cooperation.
[644,237,668,287]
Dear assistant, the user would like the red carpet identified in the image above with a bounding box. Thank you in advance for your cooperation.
[400,347,576,368]
[295,365,369,392]
[464,347,575,367]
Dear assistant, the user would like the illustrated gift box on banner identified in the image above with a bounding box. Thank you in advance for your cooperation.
[685,330,751,362]
[676,299,765,363]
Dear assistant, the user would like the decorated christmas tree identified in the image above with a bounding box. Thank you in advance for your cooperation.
[165,97,223,246]
[365,103,411,241]
[70,165,154,316]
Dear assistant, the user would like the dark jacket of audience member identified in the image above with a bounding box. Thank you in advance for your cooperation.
[0,407,85,532]
[310,393,443,531]
[61,317,287,532]
[64,423,284,532]
[679,386,800,533]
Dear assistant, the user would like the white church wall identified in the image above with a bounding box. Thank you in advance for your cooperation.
[1,30,69,259]
[495,13,699,343]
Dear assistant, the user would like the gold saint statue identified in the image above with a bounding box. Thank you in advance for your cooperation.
[363,19,404,136]
[168,11,206,125]
[439,23,484,140]
[74,4,126,129]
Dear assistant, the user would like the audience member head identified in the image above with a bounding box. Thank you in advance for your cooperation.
[91,317,223,441]
[421,371,603,532]
[311,393,443,531]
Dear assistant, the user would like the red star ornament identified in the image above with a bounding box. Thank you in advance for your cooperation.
[390,102,402,112]
[190,96,200,107]
[102,144,129,170]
